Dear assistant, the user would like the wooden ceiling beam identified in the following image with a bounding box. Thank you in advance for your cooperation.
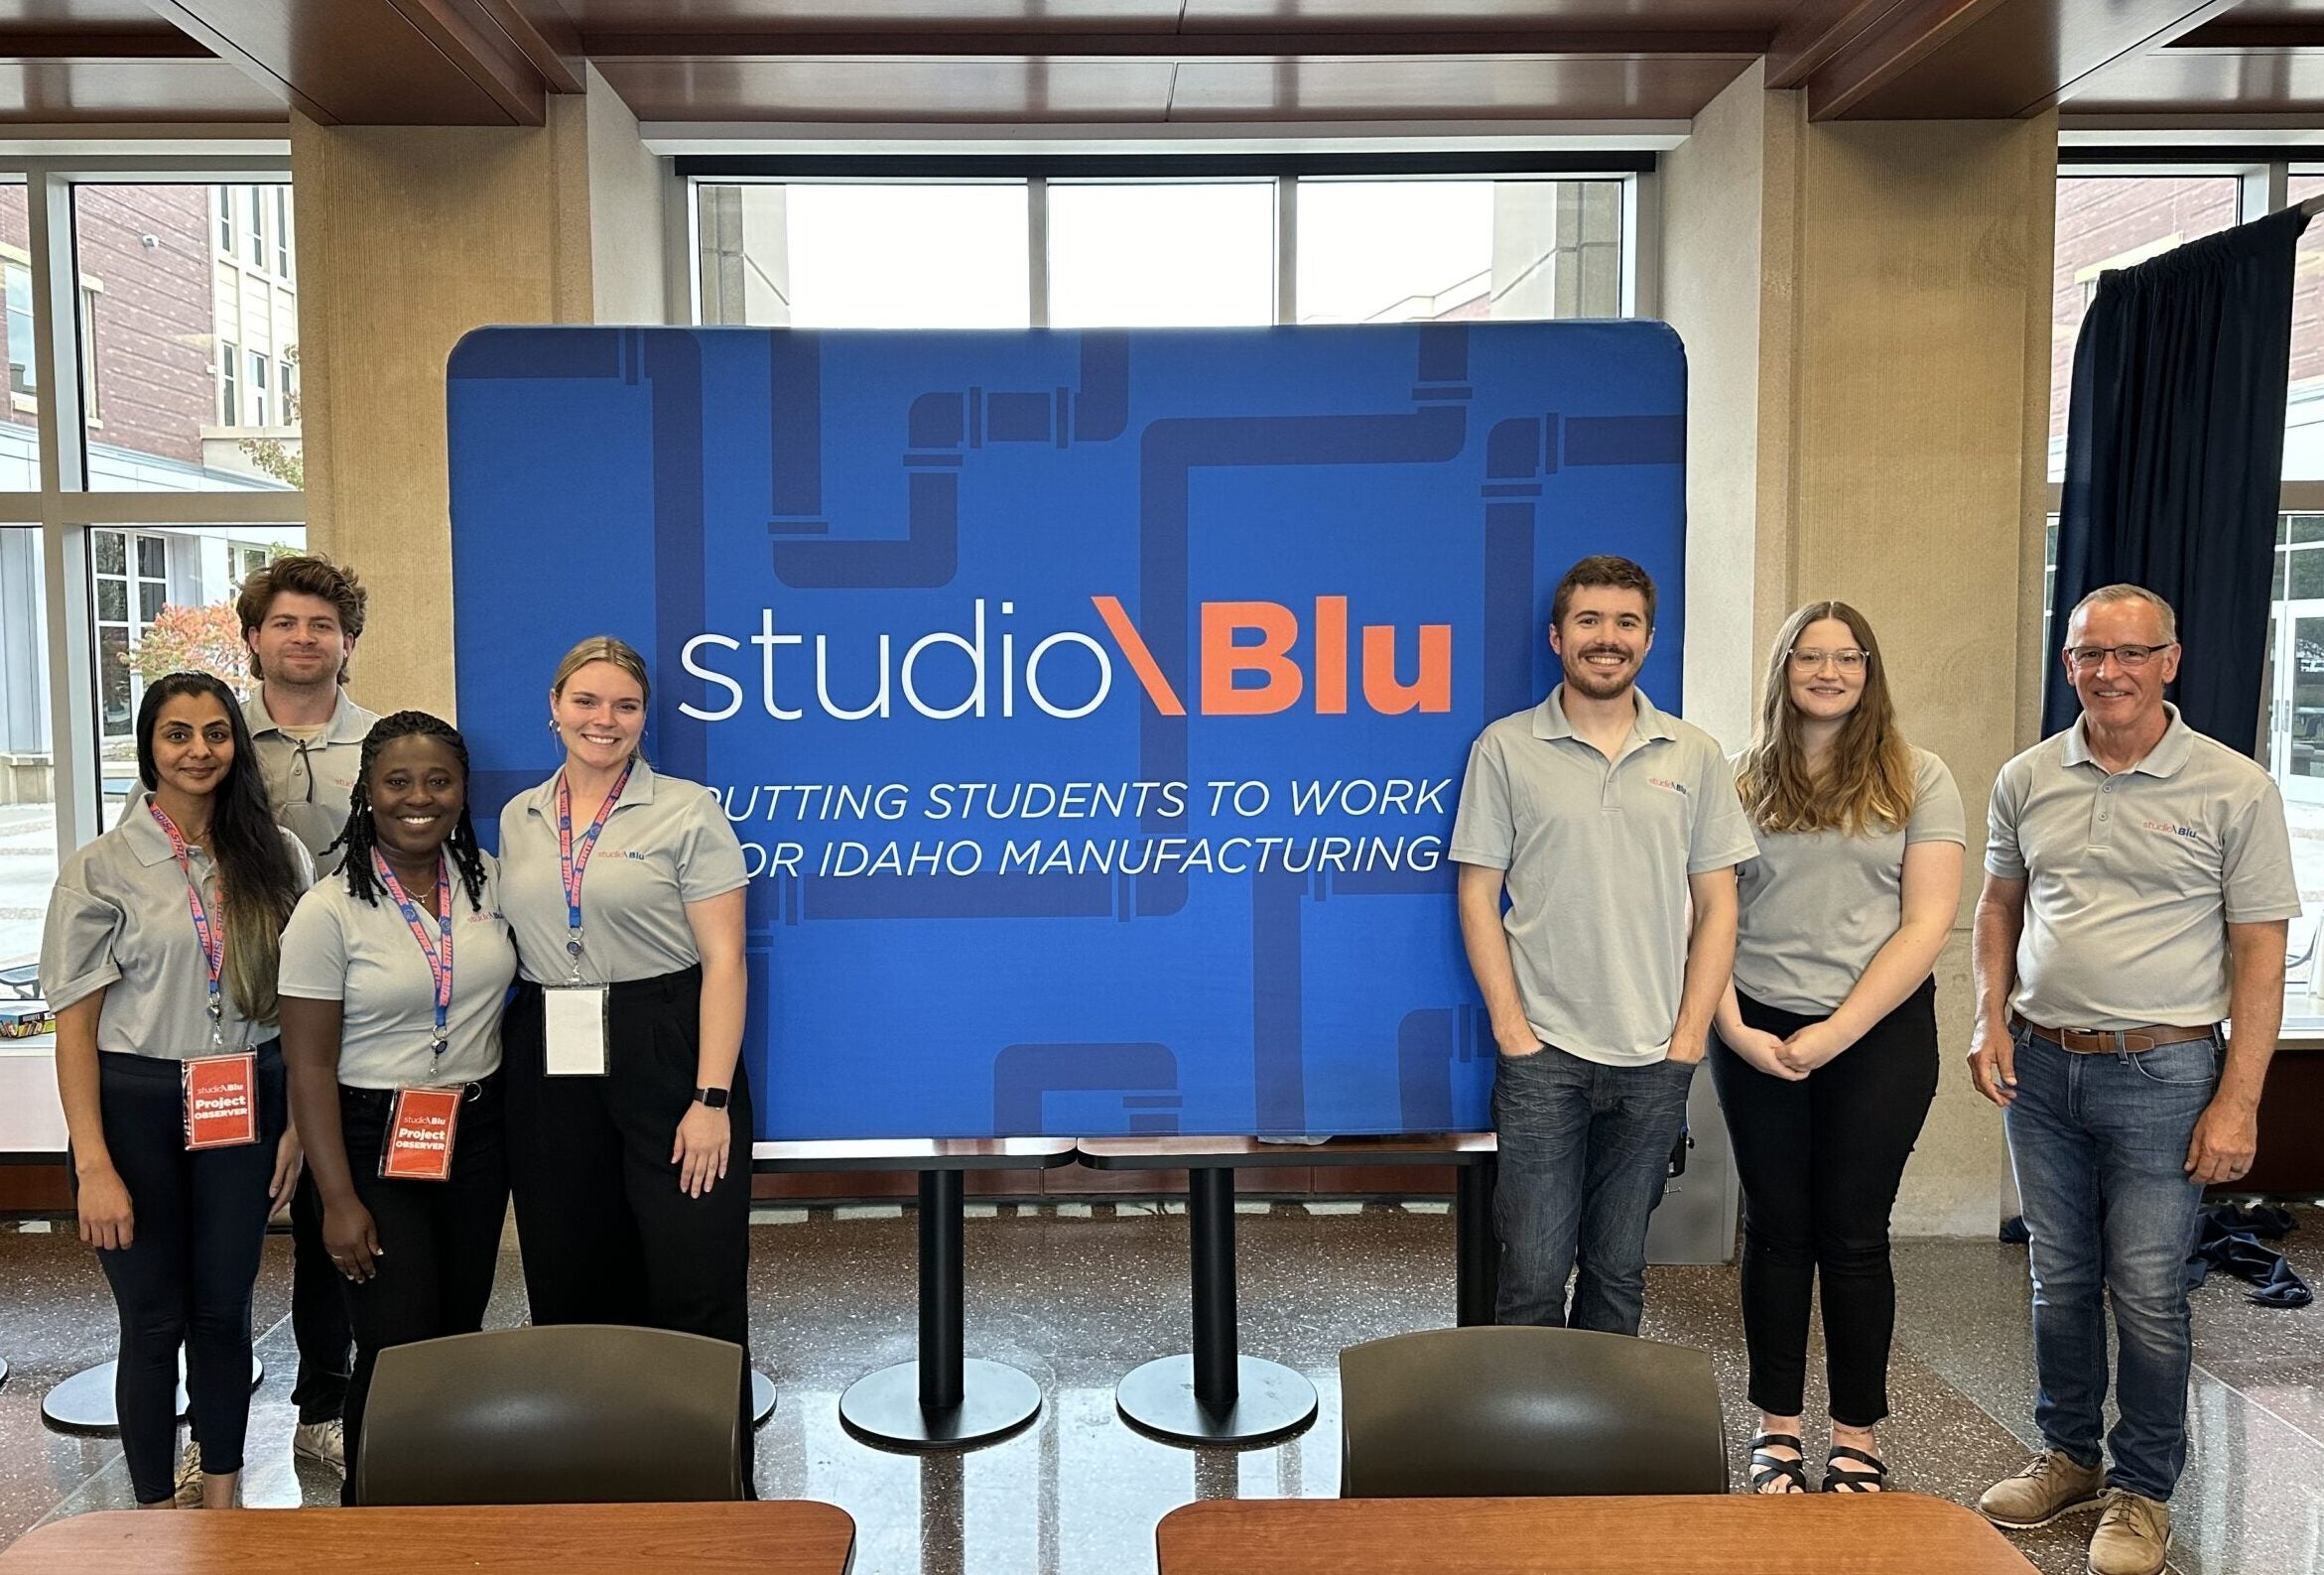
[575,28,1774,61]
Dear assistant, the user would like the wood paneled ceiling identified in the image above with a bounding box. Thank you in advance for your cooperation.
[2,0,2324,128]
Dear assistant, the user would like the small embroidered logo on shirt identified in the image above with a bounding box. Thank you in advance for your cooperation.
[2141,820,2198,840]
[1646,776,1688,795]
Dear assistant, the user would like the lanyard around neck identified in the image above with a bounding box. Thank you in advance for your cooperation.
[374,851,453,1056]
[148,802,225,1046]
[555,761,632,978]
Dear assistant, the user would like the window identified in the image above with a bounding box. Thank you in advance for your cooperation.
[274,187,292,279]
[693,170,1642,331]
[1048,182,1275,328]
[2049,177,2241,481]
[76,183,299,491]
[6,261,36,396]
[0,159,304,978]
[1296,178,1623,324]
[79,286,100,423]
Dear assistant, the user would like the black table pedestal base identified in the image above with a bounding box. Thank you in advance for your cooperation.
[840,1358,1041,1449]
[1115,1354,1317,1445]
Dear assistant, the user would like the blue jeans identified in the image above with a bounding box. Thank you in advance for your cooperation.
[2004,1024,2218,1502]
[1492,1044,1694,1334]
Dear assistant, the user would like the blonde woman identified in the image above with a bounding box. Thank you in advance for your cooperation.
[1713,602,1964,1495]
[496,637,754,1477]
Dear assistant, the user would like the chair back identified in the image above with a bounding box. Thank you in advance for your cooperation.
[354,1324,745,1505]
[1340,1326,1726,1497]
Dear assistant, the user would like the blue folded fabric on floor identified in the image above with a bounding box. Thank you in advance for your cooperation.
[2186,1203,2313,1308]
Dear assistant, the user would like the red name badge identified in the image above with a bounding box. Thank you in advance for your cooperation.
[182,1054,258,1150]
[380,1088,462,1182]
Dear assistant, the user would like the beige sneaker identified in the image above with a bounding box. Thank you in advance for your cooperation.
[1979,1449,2108,1528]
[293,1417,346,1475]
[2087,1492,2170,1575]
[171,1442,204,1509]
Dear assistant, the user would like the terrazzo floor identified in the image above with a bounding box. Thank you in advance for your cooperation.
[0,1199,2317,1574]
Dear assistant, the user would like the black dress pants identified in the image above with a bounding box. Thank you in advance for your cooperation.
[504,968,755,1482]
[78,1044,285,1505]
[336,1076,509,1505]
[1707,981,1939,1427]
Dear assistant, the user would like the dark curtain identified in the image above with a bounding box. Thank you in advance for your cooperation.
[2044,204,2308,751]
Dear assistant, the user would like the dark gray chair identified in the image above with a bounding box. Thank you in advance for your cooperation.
[1339,1326,1726,1498]
[354,1324,746,1506]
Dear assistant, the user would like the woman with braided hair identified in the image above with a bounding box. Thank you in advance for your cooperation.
[277,711,518,1503]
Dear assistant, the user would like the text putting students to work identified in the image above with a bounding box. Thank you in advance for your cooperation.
[279,713,518,1504]
[498,636,755,1485]
[40,673,313,1510]
[1713,602,1964,1495]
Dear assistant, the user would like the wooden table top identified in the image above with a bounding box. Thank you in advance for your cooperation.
[0,1501,856,1574]
[1155,1494,2036,1574]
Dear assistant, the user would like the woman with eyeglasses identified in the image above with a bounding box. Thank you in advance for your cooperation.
[278,712,518,1503]
[39,672,312,1510]
[1713,602,1965,1497]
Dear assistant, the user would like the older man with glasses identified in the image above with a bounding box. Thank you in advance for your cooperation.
[1970,584,2298,1575]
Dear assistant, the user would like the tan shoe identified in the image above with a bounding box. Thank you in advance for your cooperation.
[171,1443,204,1509]
[2087,1492,2170,1575]
[1979,1449,2108,1528]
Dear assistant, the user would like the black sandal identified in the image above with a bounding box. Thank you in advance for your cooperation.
[1822,1445,1889,1493]
[1748,1432,1809,1495]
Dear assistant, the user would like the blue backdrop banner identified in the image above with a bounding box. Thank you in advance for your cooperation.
[448,322,1687,1141]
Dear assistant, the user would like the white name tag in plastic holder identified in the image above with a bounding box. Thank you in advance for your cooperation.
[544,985,609,1077]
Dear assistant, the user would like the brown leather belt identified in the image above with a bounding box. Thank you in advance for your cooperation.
[2009,1012,2218,1056]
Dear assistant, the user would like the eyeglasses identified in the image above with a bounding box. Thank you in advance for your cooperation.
[1786,648,1869,673]
[2064,642,2174,672]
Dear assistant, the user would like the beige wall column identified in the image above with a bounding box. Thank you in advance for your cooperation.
[293,66,667,719]
[1666,84,2058,1236]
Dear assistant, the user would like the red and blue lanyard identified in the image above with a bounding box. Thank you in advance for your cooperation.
[148,803,224,1048]
[556,761,632,979]
[373,851,452,1058]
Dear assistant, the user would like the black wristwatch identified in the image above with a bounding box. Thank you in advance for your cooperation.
[693,1087,730,1110]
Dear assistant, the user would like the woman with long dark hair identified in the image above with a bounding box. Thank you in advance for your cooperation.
[279,712,518,1502]
[496,636,754,1481]
[1714,602,1964,1496]
[41,672,311,1509]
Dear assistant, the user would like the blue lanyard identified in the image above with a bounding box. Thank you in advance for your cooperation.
[555,762,631,973]
[148,803,223,1046]
[374,852,452,1056]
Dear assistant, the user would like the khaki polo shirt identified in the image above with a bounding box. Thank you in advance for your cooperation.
[1734,747,1966,1015]
[40,793,316,1058]
[497,759,750,985]
[1986,706,2300,1029]
[1450,687,1758,1067]
[244,687,381,876]
[278,852,520,1090]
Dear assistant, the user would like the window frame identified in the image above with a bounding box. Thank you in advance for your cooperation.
[0,157,306,861]
[677,153,1657,329]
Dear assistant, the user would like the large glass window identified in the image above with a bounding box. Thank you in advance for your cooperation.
[697,182,1029,328]
[1298,178,1622,324]
[73,183,300,492]
[694,171,1639,331]
[0,525,55,979]
[2048,176,2241,482]
[1048,181,1275,328]
[0,181,35,484]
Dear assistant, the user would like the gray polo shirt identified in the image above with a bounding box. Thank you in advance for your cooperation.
[1450,687,1758,1067]
[1734,747,1966,1015]
[40,794,317,1058]
[278,853,519,1090]
[1987,706,2300,1029]
[244,687,381,876]
[498,759,750,985]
